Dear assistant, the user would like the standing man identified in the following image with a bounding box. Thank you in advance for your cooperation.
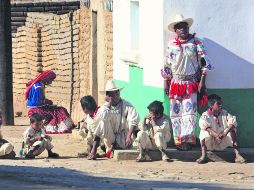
[161,14,213,150]
[87,80,140,160]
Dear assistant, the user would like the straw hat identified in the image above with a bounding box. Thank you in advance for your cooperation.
[102,79,124,92]
[168,14,193,32]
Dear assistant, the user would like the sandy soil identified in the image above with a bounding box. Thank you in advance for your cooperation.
[0,118,254,189]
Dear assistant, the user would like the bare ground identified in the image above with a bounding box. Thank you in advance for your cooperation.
[0,117,254,189]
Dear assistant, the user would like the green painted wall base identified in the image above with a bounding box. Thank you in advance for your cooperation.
[116,66,254,147]
[115,66,169,118]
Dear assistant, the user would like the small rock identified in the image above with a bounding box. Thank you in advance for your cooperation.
[236,175,245,180]
[228,172,244,175]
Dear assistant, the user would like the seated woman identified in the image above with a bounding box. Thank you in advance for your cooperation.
[25,70,74,134]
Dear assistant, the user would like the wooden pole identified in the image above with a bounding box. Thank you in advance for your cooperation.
[0,0,14,125]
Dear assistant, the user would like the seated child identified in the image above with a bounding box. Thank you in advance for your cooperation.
[0,111,15,159]
[78,95,106,157]
[23,113,59,159]
[197,94,246,164]
[136,101,171,162]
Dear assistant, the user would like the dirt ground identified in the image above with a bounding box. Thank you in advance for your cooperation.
[0,117,254,189]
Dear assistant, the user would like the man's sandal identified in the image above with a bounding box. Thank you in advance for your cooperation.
[196,156,208,164]
[235,155,246,164]
[87,153,97,160]
[136,154,152,162]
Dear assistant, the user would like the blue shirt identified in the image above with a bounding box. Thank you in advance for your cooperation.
[26,82,43,107]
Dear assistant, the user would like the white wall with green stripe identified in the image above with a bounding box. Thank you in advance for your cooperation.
[113,0,254,147]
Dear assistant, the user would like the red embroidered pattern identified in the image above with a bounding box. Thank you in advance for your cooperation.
[169,82,199,99]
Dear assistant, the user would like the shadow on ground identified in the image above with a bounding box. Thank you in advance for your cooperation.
[0,165,247,190]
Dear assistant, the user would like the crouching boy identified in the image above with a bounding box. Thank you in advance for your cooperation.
[136,101,171,162]
[197,94,246,164]
[78,95,106,157]
[0,111,15,159]
[23,113,59,159]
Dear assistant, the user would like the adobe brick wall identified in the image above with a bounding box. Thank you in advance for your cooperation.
[12,0,113,124]
[103,10,113,82]
[71,4,91,123]
[11,0,80,33]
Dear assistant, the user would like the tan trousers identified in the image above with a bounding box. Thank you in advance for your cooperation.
[136,131,169,150]
[29,138,54,156]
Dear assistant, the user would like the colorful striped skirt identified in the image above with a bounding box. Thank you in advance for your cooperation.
[28,105,74,134]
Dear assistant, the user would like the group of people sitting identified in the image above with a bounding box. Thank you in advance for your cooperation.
[0,75,246,164]
[77,80,246,164]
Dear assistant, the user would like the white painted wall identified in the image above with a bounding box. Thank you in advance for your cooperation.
[114,0,254,89]
[113,0,131,82]
[113,0,164,88]
[139,0,164,88]
[164,0,254,89]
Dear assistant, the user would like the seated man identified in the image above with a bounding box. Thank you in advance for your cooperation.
[0,111,15,159]
[197,94,246,164]
[136,101,171,162]
[23,113,59,159]
[87,80,140,160]
[78,95,106,157]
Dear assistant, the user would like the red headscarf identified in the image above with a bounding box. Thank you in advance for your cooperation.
[25,70,56,99]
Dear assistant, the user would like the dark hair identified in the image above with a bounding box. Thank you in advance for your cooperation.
[106,90,119,97]
[208,94,222,107]
[30,113,43,124]
[147,101,164,116]
[80,95,97,111]
[174,21,188,31]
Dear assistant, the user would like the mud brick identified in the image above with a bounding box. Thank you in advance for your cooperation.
[46,11,58,14]
[27,7,45,12]
[14,2,34,7]
[45,6,62,11]
[57,10,71,15]
[62,5,79,10]
[48,2,65,6]
[32,2,48,7]
[11,7,27,12]
[12,21,25,27]
[11,17,26,22]
[64,1,80,6]
[11,12,24,17]
[11,26,18,32]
